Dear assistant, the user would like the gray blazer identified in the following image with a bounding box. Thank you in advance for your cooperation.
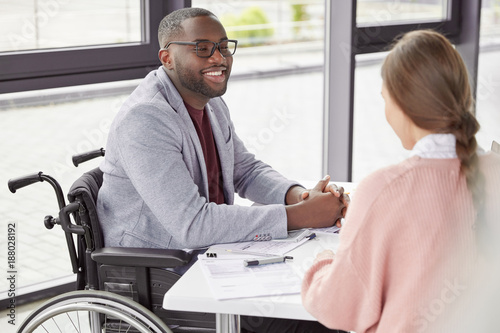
[97,66,299,249]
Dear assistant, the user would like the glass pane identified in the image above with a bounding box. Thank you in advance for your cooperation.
[0,0,142,53]
[0,81,138,294]
[480,0,500,48]
[357,0,449,25]
[476,1,500,152]
[194,0,325,183]
[476,49,500,152]
[352,54,408,182]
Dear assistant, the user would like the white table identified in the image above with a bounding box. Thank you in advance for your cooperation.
[163,232,341,333]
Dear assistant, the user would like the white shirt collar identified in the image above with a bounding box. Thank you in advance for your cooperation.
[410,133,457,159]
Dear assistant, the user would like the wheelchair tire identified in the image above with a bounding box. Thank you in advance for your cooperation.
[17,290,173,333]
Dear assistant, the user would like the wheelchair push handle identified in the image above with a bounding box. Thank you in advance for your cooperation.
[8,172,44,193]
[72,148,105,167]
[8,172,67,210]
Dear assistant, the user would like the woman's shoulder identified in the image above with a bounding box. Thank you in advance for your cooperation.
[351,156,442,214]
[358,157,417,191]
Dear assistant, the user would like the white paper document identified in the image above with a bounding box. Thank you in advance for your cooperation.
[197,255,302,300]
[210,237,309,257]
[313,225,341,234]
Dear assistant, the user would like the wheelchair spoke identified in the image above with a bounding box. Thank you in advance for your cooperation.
[77,311,81,332]
[65,312,80,332]
[51,317,63,332]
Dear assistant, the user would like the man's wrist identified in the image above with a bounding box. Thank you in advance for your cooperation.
[285,185,306,205]
[285,203,307,230]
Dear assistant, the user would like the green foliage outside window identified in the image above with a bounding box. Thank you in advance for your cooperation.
[291,4,310,36]
[221,6,274,46]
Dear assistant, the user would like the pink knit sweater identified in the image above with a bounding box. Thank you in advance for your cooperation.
[302,153,500,332]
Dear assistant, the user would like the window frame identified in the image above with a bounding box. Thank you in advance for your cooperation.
[0,0,190,94]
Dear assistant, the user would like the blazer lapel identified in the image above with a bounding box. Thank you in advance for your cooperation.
[158,68,210,198]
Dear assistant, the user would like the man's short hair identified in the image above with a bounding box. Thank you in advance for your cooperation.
[158,7,216,48]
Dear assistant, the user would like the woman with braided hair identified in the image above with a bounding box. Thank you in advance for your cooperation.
[301,30,500,333]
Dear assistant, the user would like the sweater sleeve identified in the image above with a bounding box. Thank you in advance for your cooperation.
[301,250,381,332]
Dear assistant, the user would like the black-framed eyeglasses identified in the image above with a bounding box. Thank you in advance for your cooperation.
[164,40,238,58]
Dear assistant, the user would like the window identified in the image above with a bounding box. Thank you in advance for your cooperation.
[0,0,170,93]
[1,0,142,52]
[476,1,500,152]
[352,54,408,181]
[357,0,450,25]
[0,81,140,305]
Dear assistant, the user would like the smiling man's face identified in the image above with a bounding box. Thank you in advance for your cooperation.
[164,15,233,109]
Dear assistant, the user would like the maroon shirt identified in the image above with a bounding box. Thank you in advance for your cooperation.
[185,103,225,204]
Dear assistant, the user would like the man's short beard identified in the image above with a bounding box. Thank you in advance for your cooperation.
[176,62,228,98]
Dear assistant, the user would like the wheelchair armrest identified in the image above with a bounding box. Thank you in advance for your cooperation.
[91,247,193,268]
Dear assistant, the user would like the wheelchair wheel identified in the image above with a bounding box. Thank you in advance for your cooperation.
[17,290,173,333]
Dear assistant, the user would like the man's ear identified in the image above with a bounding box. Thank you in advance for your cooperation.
[158,49,173,70]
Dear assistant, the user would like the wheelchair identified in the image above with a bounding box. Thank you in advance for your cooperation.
[8,148,216,333]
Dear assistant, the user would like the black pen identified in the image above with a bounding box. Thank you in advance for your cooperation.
[244,256,293,267]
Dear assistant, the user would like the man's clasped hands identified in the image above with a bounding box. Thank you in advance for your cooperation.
[284,175,350,232]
